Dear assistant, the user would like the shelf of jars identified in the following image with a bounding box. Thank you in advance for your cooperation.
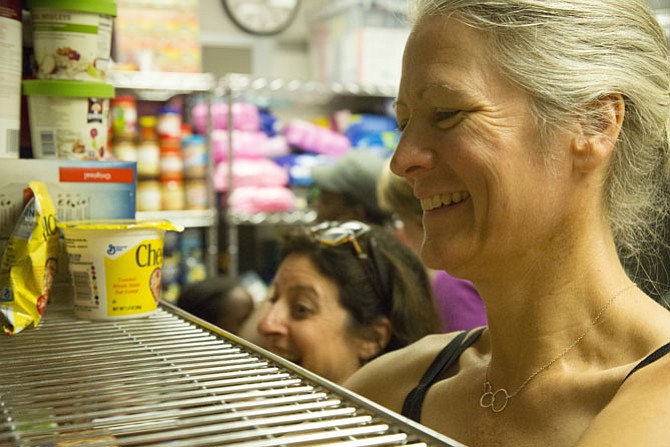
[108,70,219,281]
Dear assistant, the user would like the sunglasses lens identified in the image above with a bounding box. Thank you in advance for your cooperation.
[317,228,348,245]
[340,221,368,235]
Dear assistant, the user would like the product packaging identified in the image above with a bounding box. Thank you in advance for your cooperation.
[22,80,115,160]
[0,0,22,159]
[0,159,137,306]
[0,181,59,335]
[58,220,183,321]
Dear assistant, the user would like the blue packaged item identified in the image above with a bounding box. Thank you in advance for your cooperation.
[259,108,278,137]
[273,153,326,186]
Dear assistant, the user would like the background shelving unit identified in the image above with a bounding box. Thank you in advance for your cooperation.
[108,70,220,278]
[216,73,398,279]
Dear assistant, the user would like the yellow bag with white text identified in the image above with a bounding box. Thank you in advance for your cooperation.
[0,181,59,335]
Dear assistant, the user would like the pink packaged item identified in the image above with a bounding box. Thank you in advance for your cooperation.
[213,158,289,192]
[226,186,296,214]
[283,119,351,156]
[191,101,260,134]
[211,130,290,164]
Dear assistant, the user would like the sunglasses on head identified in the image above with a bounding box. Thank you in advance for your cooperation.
[310,220,390,305]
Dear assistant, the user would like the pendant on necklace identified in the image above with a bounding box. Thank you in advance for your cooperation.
[479,381,511,413]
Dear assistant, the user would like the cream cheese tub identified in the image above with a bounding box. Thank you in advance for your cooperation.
[30,0,116,82]
[59,220,183,321]
[23,80,114,160]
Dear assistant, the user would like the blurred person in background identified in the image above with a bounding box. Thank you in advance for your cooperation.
[255,220,442,384]
[377,162,487,332]
[311,150,392,226]
[177,276,255,335]
[238,150,395,346]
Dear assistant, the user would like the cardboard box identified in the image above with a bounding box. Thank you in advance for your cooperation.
[0,159,136,237]
[0,159,137,304]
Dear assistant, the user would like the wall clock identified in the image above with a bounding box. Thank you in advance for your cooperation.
[222,0,301,36]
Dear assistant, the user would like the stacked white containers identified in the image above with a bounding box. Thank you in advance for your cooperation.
[0,0,22,158]
[22,0,116,160]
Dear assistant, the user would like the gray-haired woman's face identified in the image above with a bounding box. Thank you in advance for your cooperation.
[392,15,576,278]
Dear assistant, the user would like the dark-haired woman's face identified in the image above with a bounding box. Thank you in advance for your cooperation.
[257,253,377,384]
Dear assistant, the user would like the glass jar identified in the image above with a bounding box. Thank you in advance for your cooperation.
[181,134,207,179]
[157,106,182,139]
[111,136,137,162]
[136,180,161,211]
[160,137,184,180]
[110,95,138,138]
[161,177,185,211]
[185,178,208,210]
[137,116,160,179]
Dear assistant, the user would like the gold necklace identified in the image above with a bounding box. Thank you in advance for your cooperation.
[479,282,637,413]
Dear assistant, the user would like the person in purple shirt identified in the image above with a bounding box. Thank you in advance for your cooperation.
[377,162,487,332]
[431,270,487,332]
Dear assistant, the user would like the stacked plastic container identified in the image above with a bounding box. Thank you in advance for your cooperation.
[22,0,116,160]
[0,0,22,159]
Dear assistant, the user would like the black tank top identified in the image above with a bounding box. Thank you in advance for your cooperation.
[401,328,485,422]
[401,328,670,423]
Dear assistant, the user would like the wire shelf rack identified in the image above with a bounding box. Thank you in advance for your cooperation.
[0,303,464,447]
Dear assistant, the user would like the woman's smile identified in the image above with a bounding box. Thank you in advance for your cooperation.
[420,191,470,211]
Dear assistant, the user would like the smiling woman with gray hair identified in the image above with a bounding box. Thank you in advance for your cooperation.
[344,1,670,445]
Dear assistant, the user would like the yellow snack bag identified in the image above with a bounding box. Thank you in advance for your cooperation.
[0,181,59,335]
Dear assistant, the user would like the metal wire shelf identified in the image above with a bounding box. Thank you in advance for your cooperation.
[0,303,464,447]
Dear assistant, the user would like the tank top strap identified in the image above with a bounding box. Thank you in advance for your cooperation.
[623,340,670,382]
[401,327,486,422]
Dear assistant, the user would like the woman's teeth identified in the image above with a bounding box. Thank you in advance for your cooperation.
[421,191,470,211]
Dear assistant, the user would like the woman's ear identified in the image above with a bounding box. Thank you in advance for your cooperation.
[357,317,392,362]
[571,93,625,174]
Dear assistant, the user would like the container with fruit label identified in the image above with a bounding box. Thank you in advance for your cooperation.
[30,0,116,82]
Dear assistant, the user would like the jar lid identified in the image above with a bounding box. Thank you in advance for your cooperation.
[161,175,184,183]
[111,134,137,144]
[29,0,117,17]
[160,136,181,150]
[158,106,180,116]
[139,116,157,128]
[182,134,206,145]
[22,80,115,98]
[112,95,136,104]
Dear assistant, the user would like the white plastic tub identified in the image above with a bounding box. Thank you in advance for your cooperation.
[22,80,114,160]
[30,0,116,82]
[0,2,21,158]
[59,220,183,321]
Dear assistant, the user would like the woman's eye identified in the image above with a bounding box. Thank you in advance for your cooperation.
[435,110,460,125]
[290,302,314,319]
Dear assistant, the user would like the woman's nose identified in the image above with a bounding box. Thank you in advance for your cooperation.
[257,302,288,338]
[390,123,433,179]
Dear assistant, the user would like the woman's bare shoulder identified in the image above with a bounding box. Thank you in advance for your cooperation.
[344,332,462,414]
[576,343,670,446]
